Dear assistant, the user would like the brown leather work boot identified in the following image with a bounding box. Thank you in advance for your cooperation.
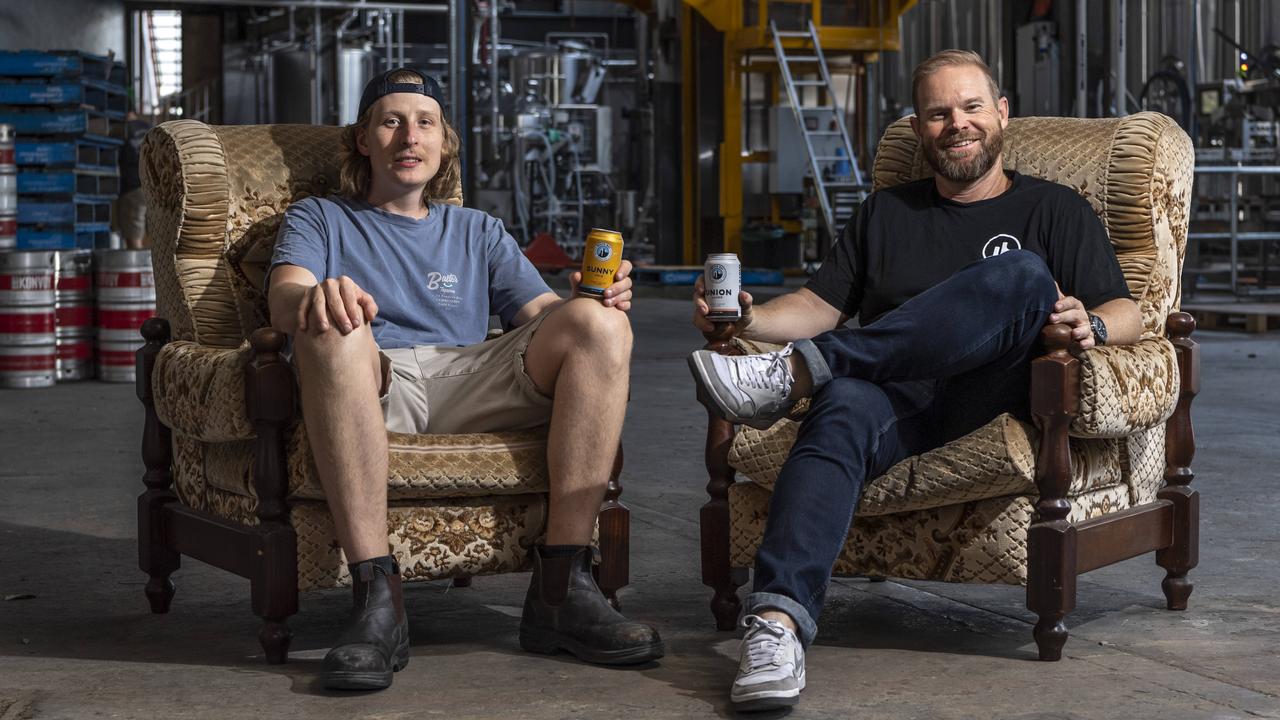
[321,555,410,690]
[519,545,664,665]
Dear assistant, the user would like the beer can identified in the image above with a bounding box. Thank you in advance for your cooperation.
[578,228,624,297]
[704,253,742,321]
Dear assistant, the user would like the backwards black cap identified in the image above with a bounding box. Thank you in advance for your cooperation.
[357,67,445,120]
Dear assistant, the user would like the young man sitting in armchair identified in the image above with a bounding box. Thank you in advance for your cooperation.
[268,68,662,690]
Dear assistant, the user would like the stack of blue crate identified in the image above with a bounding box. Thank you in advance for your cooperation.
[0,51,127,250]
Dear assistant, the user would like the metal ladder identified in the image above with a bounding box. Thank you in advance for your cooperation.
[770,20,866,241]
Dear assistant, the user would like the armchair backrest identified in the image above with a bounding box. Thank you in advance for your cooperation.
[140,120,464,347]
[872,112,1194,337]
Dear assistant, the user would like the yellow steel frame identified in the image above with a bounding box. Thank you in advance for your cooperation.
[681,0,916,258]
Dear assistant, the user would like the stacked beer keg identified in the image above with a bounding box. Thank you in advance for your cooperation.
[0,124,14,250]
[0,250,56,388]
[95,248,154,382]
[54,249,93,380]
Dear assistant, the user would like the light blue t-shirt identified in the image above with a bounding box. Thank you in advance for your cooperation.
[269,196,551,349]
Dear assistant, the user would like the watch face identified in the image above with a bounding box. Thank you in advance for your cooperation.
[1089,313,1108,344]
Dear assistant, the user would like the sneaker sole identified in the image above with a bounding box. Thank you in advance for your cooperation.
[688,353,778,431]
[321,641,410,691]
[519,626,665,666]
[731,674,806,712]
[731,693,800,712]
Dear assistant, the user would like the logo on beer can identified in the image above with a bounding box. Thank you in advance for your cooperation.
[710,264,726,282]
[594,243,613,261]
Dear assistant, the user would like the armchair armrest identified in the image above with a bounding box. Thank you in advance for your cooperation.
[1071,335,1180,438]
[151,339,257,442]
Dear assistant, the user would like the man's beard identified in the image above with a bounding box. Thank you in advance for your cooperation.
[923,127,1003,183]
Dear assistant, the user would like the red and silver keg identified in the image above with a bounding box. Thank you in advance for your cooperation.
[54,249,94,381]
[0,124,15,250]
[95,249,154,382]
[0,251,56,388]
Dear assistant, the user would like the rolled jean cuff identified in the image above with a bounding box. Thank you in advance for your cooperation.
[744,591,818,648]
[791,339,833,392]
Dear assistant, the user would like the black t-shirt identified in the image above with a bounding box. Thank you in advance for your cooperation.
[806,171,1132,325]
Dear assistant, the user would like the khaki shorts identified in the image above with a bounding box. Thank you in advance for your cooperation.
[378,312,553,434]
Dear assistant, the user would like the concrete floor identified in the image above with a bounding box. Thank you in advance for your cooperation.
[1,295,1278,719]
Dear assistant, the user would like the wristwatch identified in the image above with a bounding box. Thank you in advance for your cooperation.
[1087,312,1108,346]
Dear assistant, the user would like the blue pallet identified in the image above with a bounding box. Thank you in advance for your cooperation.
[0,110,124,143]
[15,140,118,171]
[16,226,109,250]
[0,79,127,117]
[632,266,785,286]
[17,170,119,198]
[0,51,126,85]
[18,200,112,225]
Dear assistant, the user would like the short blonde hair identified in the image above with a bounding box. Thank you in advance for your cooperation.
[338,69,461,205]
[911,50,1001,114]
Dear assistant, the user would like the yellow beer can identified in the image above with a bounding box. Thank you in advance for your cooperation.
[578,228,624,297]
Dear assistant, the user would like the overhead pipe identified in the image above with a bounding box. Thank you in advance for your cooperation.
[1113,0,1126,115]
[157,0,446,11]
[448,0,471,202]
[311,7,322,124]
[490,0,499,161]
[335,9,360,123]
[1076,0,1087,117]
[397,10,406,68]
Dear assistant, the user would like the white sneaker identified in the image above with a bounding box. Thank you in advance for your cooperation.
[688,345,798,430]
[730,614,806,712]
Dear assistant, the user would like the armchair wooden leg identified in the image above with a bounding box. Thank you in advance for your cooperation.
[1027,324,1080,661]
[1156,487,1198,610]
[1027,518,1078,661]
[258,621,292,665]
[703,415,747,631]
[1158,313,1200,611]
[137,318,179,614]
[247,329,300,664]
[596,445,629,609]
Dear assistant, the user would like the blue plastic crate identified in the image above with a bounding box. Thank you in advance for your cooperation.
[16,225,109,250]
[0,110,124,144]
[18,200,112,225]
[15,140,119,171]
[0,51,126,85]
[17,170,119,198]
[0,79,127,117]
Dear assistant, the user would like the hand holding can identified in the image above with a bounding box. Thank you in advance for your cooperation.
[577,229,624,298]
[703,253,742,322]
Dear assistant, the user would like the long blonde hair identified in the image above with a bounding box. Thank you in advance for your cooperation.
[338,69,461,205]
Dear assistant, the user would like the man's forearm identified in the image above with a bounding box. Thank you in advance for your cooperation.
[1091,297,1144,346]
[268,282,311,335]
[742,290,844,344]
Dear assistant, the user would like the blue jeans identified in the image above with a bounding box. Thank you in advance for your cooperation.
[745,250,1060,646]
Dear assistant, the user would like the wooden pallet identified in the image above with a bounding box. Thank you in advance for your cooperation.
[1182,302,1280,333]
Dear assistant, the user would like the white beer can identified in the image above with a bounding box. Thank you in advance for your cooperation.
[704,253,742,321]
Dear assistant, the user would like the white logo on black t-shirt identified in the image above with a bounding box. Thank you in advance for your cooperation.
[982,234,1022,258]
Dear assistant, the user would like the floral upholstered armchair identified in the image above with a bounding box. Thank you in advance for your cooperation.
[699,112,1200,661]
[134,120,630,663]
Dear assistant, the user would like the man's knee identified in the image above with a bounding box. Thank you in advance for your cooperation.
[293,323,377,371]
[981,250,1057,304]
[555,298,633,364]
